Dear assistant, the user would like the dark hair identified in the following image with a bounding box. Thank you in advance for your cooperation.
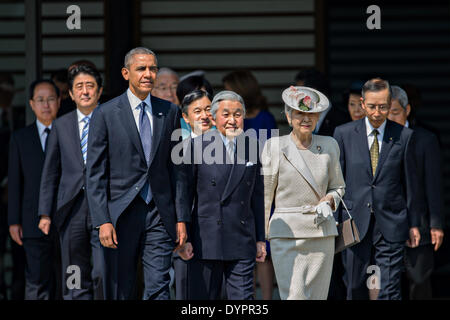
[68,59,97,72]
[361,78,391,100]
[222,69,268,112]
[51,68,68,84]
[68,64,103,91]
[181,89,212,115]
[342,80,364,106]
[29,79,60,99]
[176,75,213,105]
[294,68,330,95]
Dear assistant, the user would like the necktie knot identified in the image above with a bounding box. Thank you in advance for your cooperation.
[44,127,51,134]
[372,129,379,137]
[82,116,90,124]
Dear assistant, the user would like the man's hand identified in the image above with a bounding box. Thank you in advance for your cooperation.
[431,228,444,251]
[177,242,194,261]
[9,224,23,246]
[406,227,420,248]
[256,241,267,263]
[174,222,187,252]
[99,223,118,249]
[38,215,51,235]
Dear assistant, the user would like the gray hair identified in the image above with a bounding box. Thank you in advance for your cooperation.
[361,78,392,101]
[210,90,246,120]
[157,67,179,79]
[124,47,157,69]
[391,85,409,109]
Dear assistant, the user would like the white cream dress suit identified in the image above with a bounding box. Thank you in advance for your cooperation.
[262,134,345,300]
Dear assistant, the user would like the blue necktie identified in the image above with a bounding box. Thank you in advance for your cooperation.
[139,102,152,204]
[81,116,90,164]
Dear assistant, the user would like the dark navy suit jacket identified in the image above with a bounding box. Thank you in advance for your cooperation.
[179,130,265,260]
[8,123,46,238]
[333,118,421,243]
[410,125,444,245]
[85,92,185,242]
[38,110,88,230]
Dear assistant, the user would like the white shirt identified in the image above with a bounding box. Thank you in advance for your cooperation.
[127,88,153,135]
[77,109,93,139]
[365,117,386,153]
[36,120,52,152]
[405,120,410,128]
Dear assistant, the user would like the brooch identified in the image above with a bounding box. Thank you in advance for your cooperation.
[316,145,322,154]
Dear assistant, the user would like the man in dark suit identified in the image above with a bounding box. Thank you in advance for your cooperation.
[178,90,266,300]
[85,47,187,300]
[333,78,421,300]
[38,65,104,300]
[8,79,61,299]
[388,85,444,299]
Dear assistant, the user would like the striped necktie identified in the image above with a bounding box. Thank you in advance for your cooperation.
[81,116,90,164]
[139,102,152,204]
[370,129,379,176]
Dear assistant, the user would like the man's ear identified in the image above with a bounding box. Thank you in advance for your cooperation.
[69,89,75,101]
[406,104,411,117]
[181,112,190,126]
[121,68,129,81]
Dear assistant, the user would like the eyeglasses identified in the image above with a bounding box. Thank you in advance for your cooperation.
[365,104,390,112]
[153,85,177,93]
[33,97,58,105]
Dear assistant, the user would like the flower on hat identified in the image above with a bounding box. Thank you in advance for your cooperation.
[298,95,311,111]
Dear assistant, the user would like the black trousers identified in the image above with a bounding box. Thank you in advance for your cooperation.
[22,235,56,300]
[102,198,174,300]
[189,258,255,300]
[403,244,434,300]
[342,214,405,300]
[59,192,104,300]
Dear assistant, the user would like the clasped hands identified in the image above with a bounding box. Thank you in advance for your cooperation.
[314,195,335,227]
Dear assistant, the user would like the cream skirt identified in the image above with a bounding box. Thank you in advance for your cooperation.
[270,236,335,300]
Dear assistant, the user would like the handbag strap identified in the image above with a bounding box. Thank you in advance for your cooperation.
[335,191,353,220]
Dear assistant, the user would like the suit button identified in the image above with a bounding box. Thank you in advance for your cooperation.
[211,180,216,186]
[240,201,244,205]
[371,185,375,189]
[135,186,139,191]
[220,201,224,205]
[240,220,245,225]
[82,186,85,190]
[217,220,222,225]
[367,203,371,207]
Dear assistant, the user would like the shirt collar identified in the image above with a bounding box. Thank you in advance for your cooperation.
[76,108,93,123]
[218,131,236,146]
[365,117,386,137]
[36,119,51,136]
[127,88,152,113]
[405,120,409,128]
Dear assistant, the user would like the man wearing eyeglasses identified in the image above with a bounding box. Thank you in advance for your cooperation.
[151,67,180,106]
[85,47,187,300]
[333,78,421,300]
[8,79,60,299]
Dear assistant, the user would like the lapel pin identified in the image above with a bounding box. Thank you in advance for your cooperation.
[389,137,393,141]
[158,112,163,116]
[316,145,322,153]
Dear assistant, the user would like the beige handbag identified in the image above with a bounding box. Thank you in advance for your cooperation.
[334,194,360,254]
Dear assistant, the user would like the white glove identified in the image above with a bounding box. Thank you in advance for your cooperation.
[314,201,333,227]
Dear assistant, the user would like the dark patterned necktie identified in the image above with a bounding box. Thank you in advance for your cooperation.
[44,127,51,152]
[370,129,379,176]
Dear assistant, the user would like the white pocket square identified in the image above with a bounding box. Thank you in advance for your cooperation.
[246,161,254,167]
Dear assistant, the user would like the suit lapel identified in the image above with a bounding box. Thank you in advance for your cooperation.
[355,119,373,179]
[30,123,45,161]
[148,95,164,166]
[373,120,395,181]
[282,136,321,197]
[220,134,247,202]
[67,111,84,167]
[118,93,146,162]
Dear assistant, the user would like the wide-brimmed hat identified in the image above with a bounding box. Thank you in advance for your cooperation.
[282,86,329,113]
